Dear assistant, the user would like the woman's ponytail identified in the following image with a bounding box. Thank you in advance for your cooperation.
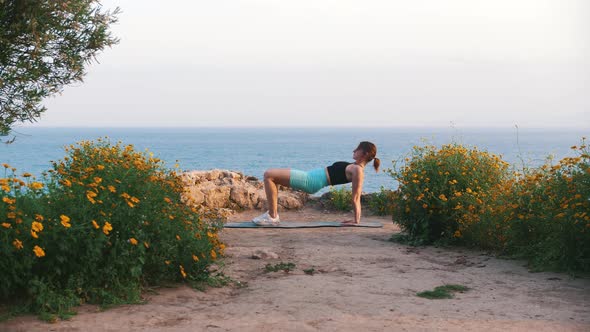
[373,157,380,172]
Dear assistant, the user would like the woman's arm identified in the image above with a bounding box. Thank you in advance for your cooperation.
[350,166,364,224]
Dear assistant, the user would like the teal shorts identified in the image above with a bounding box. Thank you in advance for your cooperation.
[289,168,329,194]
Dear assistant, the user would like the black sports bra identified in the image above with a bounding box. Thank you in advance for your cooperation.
[326,161,351,185]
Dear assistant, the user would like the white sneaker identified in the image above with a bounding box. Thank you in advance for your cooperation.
[252,211,280,225]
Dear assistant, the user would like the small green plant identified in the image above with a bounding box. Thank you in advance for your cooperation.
[303,268,315,275]
[417,284,470,299]
[190,272,234,291]
[367,187,397,216]
[329,186,352,211]
[265,262,296,273]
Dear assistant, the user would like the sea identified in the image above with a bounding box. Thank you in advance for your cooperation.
[1,127,588,195]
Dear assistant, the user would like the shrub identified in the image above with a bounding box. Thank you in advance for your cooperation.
[390,143,510,244]
[502,140,590,272]
[366,187,397,216]
[328,186,353,211]
[0,139,224,318]
[388,138,590,273]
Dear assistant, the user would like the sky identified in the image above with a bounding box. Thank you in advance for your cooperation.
[28,0,590,128]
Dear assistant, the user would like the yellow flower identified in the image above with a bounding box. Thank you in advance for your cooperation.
[7,212,16,219]
[144,242,150,249]
[92,220,99,229]
[179,265,187,278]
[107,185,116,193]
[192,254,199,262]
[35,214,44,221]
[61,179,72,187]
[22,172,32,178]
[129,238,138,245]
[164,197,172,204]
[60,215,71,228]
[103,222,113,235]
[93,177,102,184]
[86,190,98,204]
[2,222,11,228]
[2,197,15,204]
[31,230,38,238]
[176,235,181,241]
[130,196,140,204]
[32,221,43,232]
[439,194,448,201]
[453,230,462,238]
[97,165,105,171]
[126,201,135,208]
[1,185,10,192]
[165,260,171,265]
[210,250,217,260]
[13,238,23,250]
[33,245,45,257]
[29,182,44,190]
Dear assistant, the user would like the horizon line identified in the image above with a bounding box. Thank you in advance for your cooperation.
[16,124,590,130]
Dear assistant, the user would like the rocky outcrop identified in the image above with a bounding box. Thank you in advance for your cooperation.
[181,170,308,213]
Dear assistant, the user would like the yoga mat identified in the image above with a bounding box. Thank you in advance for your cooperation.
[224,221,383,228]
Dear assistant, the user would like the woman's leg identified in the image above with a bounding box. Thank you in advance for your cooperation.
[263,168,291,218]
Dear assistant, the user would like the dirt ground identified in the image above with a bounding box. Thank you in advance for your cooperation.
[2,206,590,332]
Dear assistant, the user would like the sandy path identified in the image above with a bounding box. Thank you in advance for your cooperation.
[2,207,590,331]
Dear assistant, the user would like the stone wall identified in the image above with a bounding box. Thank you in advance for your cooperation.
[181,170,308,213]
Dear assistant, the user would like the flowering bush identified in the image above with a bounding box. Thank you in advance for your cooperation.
[502,140,590,272]
[390,143,510,244]
[0,139,224,318]
[389,139,590,273]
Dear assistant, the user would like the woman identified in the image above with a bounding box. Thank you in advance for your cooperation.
[252,141,380,226]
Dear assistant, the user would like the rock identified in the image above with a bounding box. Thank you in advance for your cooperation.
[204,187,231,208]
[251,249,279,260]
[278,194,306,210]
[230,187,260,209]
[206,170,222,181]
[186,187,205,205]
